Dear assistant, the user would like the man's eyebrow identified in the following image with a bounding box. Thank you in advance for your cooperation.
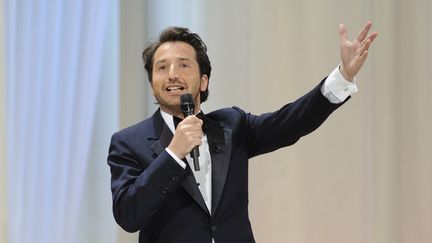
[155,57,192,65]
[178,57,192,62]
[154,59,167,65]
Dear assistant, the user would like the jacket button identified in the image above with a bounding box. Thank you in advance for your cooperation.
[169,176,178,185]
[161,185,168,194]
[211,225,217,233]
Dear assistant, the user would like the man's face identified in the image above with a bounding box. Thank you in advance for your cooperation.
[151,41,208,117]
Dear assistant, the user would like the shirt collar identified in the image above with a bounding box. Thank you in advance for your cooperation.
[160,110,176,134]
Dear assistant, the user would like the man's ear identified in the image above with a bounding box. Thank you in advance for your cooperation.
[200,75,208,91]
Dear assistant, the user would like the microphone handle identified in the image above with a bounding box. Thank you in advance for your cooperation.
[191,147,200,171]
[183,111,200,171]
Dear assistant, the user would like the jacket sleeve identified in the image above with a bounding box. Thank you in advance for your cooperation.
[107,131,187,232]
[239,79,349,158]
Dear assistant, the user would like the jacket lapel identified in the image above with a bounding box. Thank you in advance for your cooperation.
[149,110,210,215]
[199,114,233,215]
[181,165,211,215]
[210,128,232,215]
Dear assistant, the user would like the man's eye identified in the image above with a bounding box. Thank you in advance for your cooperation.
[158,66,166,70]
[180,63,189,68]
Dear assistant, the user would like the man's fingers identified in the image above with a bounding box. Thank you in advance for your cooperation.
[339,24,348,43]
[359,39,371,52]
[178,116,203,134]
[356,21,372,42]
[180,115,203,126]
[368,31,379,44]
[358,32,377,55]
[359,50,369,61]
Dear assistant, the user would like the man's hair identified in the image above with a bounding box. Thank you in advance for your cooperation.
[142,27,212,103]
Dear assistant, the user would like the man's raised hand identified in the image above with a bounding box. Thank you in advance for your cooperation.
[339,21,378,81]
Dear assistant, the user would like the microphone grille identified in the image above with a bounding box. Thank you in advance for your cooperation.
[180,93,195,115]
[180,93,194,105]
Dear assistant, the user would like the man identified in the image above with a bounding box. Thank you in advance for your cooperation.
[108,22,378,243]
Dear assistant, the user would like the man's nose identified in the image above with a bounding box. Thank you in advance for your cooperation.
[168,65,179,81]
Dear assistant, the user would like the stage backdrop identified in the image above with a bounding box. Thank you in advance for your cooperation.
[118,1,432,243]
[3,1,119,243]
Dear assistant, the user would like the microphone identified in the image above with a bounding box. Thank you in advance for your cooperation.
[180,93,200,171]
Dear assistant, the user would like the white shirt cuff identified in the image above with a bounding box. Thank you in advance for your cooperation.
[165,148,187,169]
[322,65,358,104]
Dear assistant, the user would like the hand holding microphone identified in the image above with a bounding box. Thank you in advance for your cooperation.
[167,93,201,171]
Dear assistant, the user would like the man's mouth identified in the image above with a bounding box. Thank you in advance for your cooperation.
[166,85,186,92]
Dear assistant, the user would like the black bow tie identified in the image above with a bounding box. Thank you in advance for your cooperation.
[173,112,206,129]
[173,112,225,153]
[173,116,182,129]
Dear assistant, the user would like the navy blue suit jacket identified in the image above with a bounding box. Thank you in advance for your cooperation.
[107,81,347,243]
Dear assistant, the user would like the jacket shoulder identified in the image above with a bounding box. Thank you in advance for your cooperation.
[110,113,161,146]
[206,106,246,125]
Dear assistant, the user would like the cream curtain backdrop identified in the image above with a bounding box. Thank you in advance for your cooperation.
[4,1,119,243]
[119,1,432,243]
